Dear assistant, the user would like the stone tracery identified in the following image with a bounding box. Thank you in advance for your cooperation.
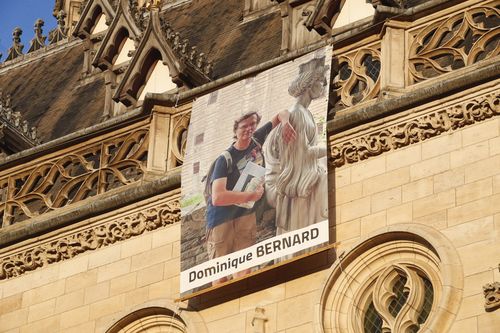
[408,3,500,83]
[0,124,149,227]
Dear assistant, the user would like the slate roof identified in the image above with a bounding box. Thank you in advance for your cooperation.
[0,0,282,142]
[159,0,282,78]
[0,43,105,142]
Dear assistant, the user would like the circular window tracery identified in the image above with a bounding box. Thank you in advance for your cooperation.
[315,226,463,333]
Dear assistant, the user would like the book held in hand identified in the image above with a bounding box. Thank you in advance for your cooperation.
[233,161,266,209]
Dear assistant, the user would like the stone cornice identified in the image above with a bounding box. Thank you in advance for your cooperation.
[330,88,500,167]
[0,189,180,280]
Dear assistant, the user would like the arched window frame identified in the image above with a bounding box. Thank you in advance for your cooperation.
[314,225,463,333]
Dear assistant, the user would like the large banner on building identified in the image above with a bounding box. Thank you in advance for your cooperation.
[180,47,332,296]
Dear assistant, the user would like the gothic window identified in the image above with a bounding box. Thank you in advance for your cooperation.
[316,226,464,333]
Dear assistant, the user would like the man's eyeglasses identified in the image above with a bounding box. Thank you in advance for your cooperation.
[238,122,258,130]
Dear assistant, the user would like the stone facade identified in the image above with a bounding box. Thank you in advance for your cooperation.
[0,0,499,332]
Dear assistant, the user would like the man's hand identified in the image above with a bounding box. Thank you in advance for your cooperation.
[282,121,296,144]
[248,184,264,202]
[279,110,296,144]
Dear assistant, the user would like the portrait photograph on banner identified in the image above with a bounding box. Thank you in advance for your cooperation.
[180,46,332,297]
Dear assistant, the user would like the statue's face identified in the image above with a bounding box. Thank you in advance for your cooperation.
[235,115,258,142]
[309,74,327,99]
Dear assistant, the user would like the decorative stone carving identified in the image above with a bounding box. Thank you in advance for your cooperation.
[27,19,47,53]
[160,19,213,76]
[5,27,24,61]
[0,92,41,146]
[48,10,69,44]
[0,124,149,227]
[483,281,500,312]
[372,265,428,333]
[409,4,500,83]
[331,45,381,110]
[129,0,150,31]
[0,196,180,280]
[330,92,500,167]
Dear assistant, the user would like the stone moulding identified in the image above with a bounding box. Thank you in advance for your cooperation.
[483,281,500,312]
[0,192,180,280]
[330,91,500,167]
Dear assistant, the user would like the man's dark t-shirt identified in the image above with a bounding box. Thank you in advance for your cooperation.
[206,122,273,229]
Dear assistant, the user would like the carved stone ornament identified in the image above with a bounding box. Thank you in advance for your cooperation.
[129,0,150,31]
[28,19,47,53]
[48,10,68,44]
[483,281,500,312]
[0,91,41,145]
[5,27,24,61]
[0,195,180,280]
[160,17,213,76]
[330,92,500,167]
[409,4,500,83]
[332,45,381,110]
[372,265,428,333]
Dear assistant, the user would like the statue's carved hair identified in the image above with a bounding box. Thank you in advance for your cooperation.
[288,57,328,97]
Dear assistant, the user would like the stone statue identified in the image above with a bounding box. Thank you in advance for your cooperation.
[263,56,329,235]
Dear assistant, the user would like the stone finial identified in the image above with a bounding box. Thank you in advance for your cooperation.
[48,10,68,44]
[28,19,47,53]
[484,281,500,312]
[5,27,24,61]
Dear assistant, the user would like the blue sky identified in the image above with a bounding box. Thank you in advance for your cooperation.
[0,0,56,59]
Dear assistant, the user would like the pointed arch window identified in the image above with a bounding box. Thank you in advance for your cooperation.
[91,12,109,34]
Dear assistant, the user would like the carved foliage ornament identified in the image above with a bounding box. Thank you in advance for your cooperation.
[409,4,500,83]
[0,126,149,227]
[483,281,500,312]
[0,198,180,280]
[330,92,500,167]
[332,46,381,110]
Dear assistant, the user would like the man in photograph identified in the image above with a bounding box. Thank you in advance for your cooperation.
[205,110,295,283]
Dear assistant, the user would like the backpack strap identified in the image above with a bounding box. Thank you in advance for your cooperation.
[221,150,232,173]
